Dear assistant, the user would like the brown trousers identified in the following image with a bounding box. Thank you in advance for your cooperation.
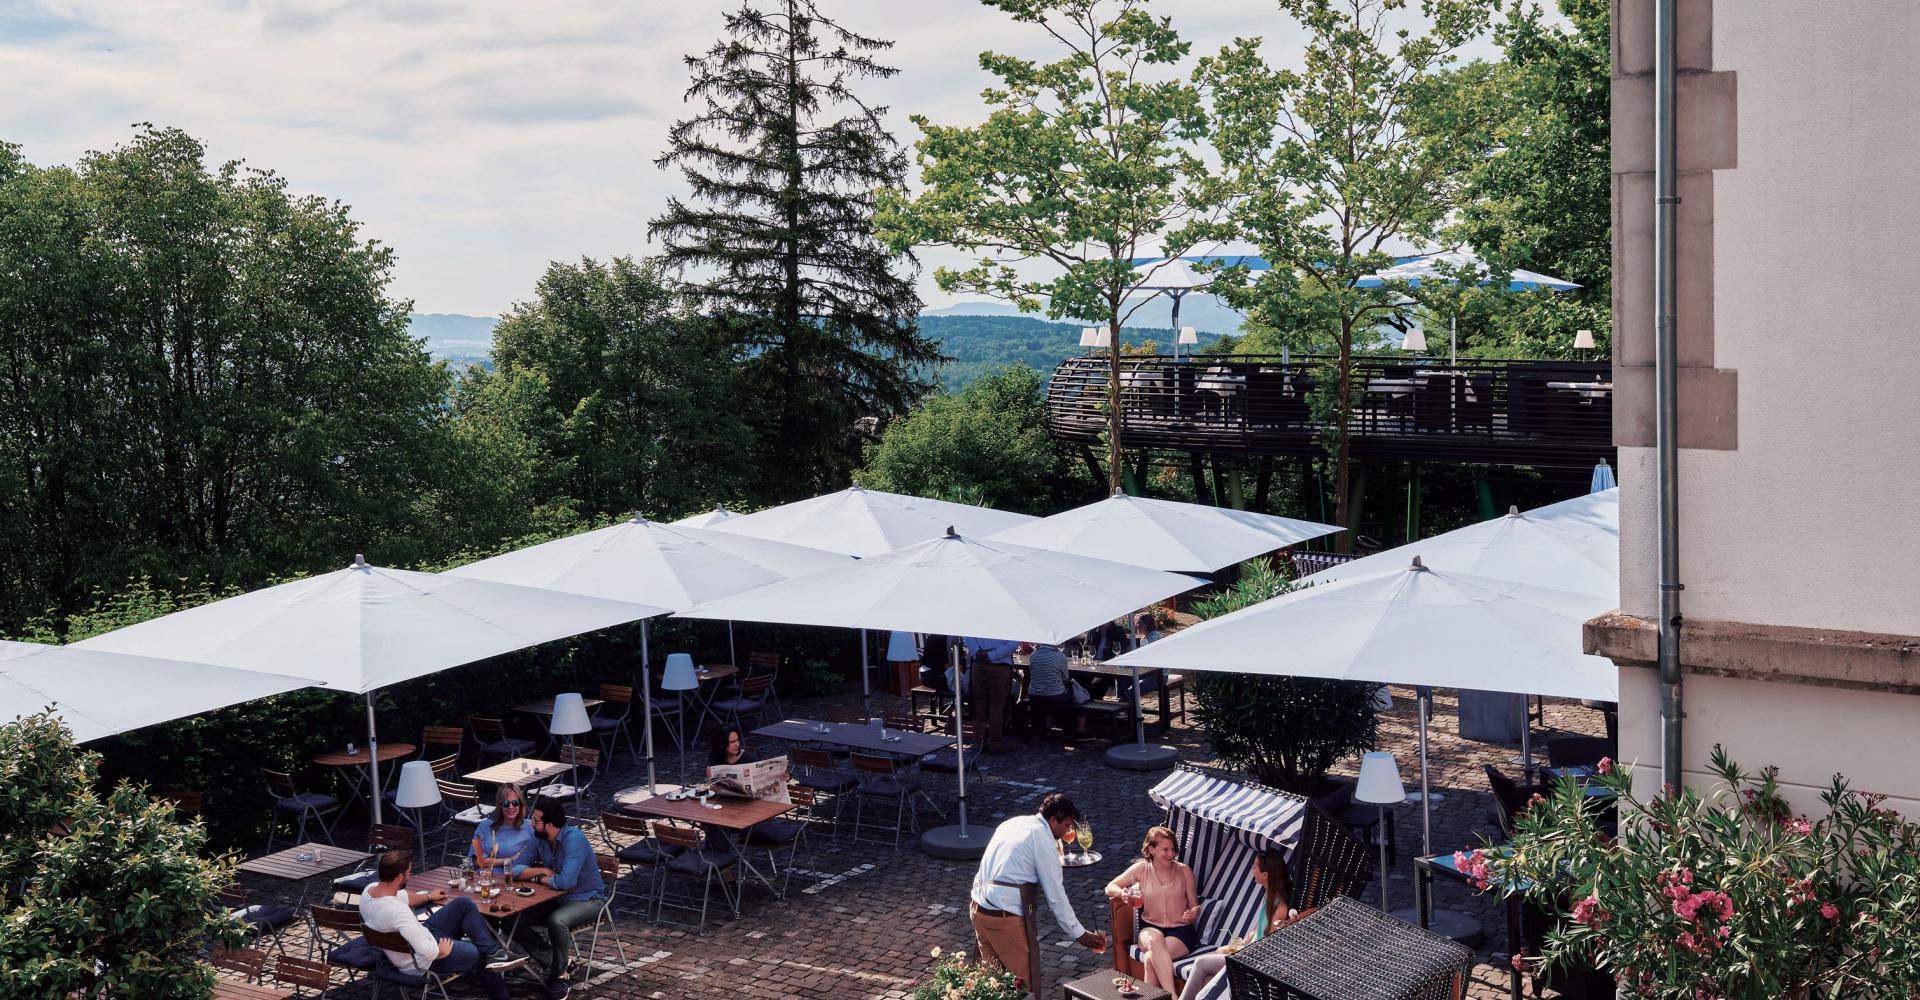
[970,901,1035,990]
[972,661,1013,751]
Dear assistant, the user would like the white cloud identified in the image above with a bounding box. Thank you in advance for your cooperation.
[1,0,1516,314]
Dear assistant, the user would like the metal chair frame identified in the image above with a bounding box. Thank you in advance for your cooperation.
[262,768,341,852]
[651,823,739,934]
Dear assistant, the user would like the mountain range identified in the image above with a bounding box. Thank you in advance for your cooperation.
[408,294,1247,390]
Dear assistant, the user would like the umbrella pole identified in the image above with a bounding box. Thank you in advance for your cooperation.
[1131,664,1146,751]
[953,642,968,835]
[366,692,383,827]
[728,621,737,672]
[1450,313,1457,367]
[1417,686,1433,858]
[1521,709,1533,784]
[641,620,657,795]
[860,629,872,719]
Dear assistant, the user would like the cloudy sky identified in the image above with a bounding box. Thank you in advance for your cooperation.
[2,1,1514,316]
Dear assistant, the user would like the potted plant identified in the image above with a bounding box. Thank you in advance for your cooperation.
[914,947,1025,1000]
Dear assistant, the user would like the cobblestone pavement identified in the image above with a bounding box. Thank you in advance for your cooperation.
[233,683,1606,999]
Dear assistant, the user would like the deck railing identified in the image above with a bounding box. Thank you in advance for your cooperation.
[1044,354,1614,469]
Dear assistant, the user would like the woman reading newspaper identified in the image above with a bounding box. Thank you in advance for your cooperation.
[704,728,798,850]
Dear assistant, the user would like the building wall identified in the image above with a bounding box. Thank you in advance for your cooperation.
[1610,0,1920,807]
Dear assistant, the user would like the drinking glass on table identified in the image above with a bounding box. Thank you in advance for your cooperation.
[1076,821,1093,857]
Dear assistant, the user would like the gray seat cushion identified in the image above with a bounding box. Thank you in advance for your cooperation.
[274,791,338,812]
[328,937,381,971]
[665,847,738,874]
[744,818,802,847]
[331,869,378,895]
[797,770,856,792]
[615,840,681,865]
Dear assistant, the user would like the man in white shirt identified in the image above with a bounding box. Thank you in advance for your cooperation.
[359,849,525,999]
[970,793,1106,992]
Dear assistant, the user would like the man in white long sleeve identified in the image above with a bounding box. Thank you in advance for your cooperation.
[359,849,525,999]
[970,793,1106,992]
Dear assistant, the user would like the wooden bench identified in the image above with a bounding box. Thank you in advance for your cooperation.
[1031,700,1130,740]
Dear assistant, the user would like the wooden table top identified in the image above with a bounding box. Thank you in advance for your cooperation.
[754,718,952,757]
[311,742,416,767]
[1069,661,1151,680]
[464,757,569,786]
[213,981,295,1000]
[698,664,737,683]
[238,843,370,881]
[1063,970,1170,1000]
[512,697,605,716]
[616,786,795,831]
[409,864,564,918]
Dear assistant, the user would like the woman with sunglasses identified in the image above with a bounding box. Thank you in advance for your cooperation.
[471,784,536,874]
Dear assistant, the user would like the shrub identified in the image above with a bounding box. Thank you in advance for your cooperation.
[914,946,1024,1000]
[0,714,240,998]
[1465,746,1920,999]
[1187,559,1380,793]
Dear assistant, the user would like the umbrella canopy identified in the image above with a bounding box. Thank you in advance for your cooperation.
[702,484,1037,558]
[1129,257,1221,293]
[77,556,664,693]
[1111,556,1617,702]
[1310,488,1618,601]
[0,640,317,743]
[677,528,1203,644]
[1355,250,1580,292]
[672,505,738,528]
[447,516,852,610]
[987,491,1342,574]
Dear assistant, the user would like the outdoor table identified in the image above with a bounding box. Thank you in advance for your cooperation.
[213,982,294,1000]
[237,842,371,907]
[1546,380,1612,399]
[616,784,798,899]
[689,662,741,733]
[753,718,952,758]
[311,742,415,816]
[1417,852,1526,1000]
[464,757,570,788]
[1063,970,1170,1000]
[512,696,604,717]
[1069,661,1172,735]
[407,863,565,939]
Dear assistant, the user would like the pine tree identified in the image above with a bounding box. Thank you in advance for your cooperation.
[651,0,937,498]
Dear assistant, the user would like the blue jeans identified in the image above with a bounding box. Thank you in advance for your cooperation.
[513,897,607,980]
[423,896,509,1000]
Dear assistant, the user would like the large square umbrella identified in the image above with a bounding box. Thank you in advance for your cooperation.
[1356,250,1580,364]
[678,527,1202,858]
[446,516,853,790]
[1,640,318,744]
[989,490,1342,768]
[78,556,664,823]
[705,484,1041,716]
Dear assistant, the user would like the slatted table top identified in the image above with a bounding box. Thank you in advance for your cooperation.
[408,865,565,918]
[311,742,415,767]
[213,981,295,1000]
[616,786,796,831]
[754,718,952,757]
[237,843,370,881]
[464,757,569,786]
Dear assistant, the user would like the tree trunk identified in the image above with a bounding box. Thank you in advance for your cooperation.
[1333,317,1355,552]
[1106,314,1123,494]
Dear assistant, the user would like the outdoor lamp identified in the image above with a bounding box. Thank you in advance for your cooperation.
[549,692,592,738]
[1402,326,1429,353]
[662,653,700,782]
[394,760,442,846]
[886,631,919,662]
[1355,751,1407,912]
[1177,326,1198,345]
[1573,328,1596,350]
[1079,327,1100,347]
[1088,327,1112,348]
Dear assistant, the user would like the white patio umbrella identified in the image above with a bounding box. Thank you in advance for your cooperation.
[78,556,663,823]
[1128,258,1225,361]
[678,527,1202,858]
[672,505,738,528]
[447,516,853,790]
[1357,251,1581,364]
[0,640,318,744]
[706,484,1040,715]
[1112,556,1617,937]
[989,490,1342,768]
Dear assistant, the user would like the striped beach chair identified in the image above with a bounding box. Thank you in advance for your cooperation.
[1108,765,1374,998]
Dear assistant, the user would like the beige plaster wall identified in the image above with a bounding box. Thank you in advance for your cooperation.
[1618,1,1920,634]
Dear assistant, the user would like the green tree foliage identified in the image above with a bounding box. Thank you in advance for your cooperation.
[876,0,1229,493]
[0,714,239,998]
[859,365,1087,514]
[651,0,936,499]
[1198,0,1496,538]
[482,257,755,517]
[1450,0,1611,356]
[0,127,473,631]
[1187,559,1379,793]
[920,314,1218,391]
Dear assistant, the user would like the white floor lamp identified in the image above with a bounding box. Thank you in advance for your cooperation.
[1355,751,1406,912]
[662,654,700,784]
[549,692,593,799]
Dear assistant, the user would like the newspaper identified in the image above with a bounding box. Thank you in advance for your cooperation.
[707,755,790,804]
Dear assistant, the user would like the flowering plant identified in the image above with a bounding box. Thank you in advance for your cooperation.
[913,947,1024,1000]
[1460,746,1920,999]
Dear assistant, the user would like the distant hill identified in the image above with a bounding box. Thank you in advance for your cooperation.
[406,310,1235,390]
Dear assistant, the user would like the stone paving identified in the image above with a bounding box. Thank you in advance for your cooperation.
[231,683,1607,999]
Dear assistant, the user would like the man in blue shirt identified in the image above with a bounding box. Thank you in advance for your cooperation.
[965,636,1021,753]
[512,796,608,998]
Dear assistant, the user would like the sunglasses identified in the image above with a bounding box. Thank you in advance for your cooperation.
[502,801,522,809]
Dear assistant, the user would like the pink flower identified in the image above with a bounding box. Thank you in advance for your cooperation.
[1787,818,1812,835]
[1821,902,1839,920]
[1596,756,1613,775]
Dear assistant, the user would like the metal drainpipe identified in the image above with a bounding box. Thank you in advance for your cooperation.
[1654,0,1685,789]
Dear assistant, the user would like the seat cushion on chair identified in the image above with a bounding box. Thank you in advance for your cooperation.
[329,937,381,971]
[744,818,802,847]
[709,698,761,714]
[860,774,921,797]
[232,903,297,933]
[273,791,339,813]
[373,958,431,987]
[919,749,979,774]
[452,804,494,826]
[665,847,738,874]
[331,869,378,895]
[590,717,624,732]
[797,770,856,793]
[480,738,535,756]
[616,840,682,865]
